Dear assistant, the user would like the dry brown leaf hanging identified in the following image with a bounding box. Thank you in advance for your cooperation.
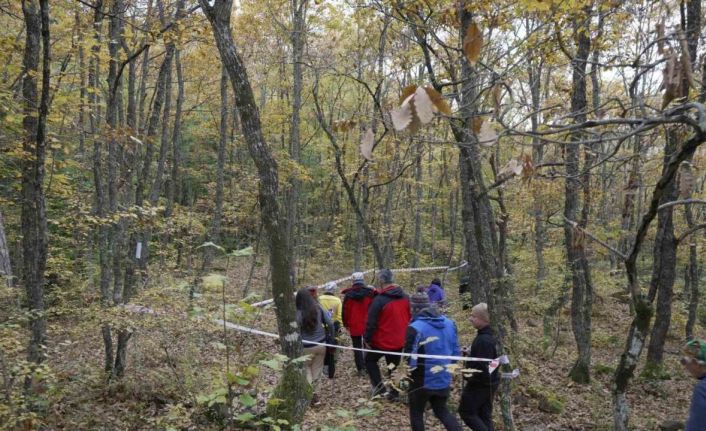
[571,225,585,249]
[656,21,665,55]
[391,94,414,131]
[400,85,418,104]
[677,28,697,90]
[414,86,434,125]
[360,128,375,161]
[662,51,682,109]
[521,154,535,182]
[424,87,452,115]
[471,117,483,134]
[498,159,522,178]
[477,119,498,147]
[463,23,483,65]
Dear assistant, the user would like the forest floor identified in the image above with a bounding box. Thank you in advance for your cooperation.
[1,250,703,430]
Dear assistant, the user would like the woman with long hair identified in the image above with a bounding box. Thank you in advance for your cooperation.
[295,287,333,403]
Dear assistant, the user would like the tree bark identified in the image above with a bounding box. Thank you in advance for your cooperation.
[204,65,229,271]
[612,124,706,431]
[285,0,307,281]
[565,8,593,384]
[455,5,515,429]
[0,211,12,287]
[20,0,50,374]
[198,0,309,423]
[165,48,184,217]
[528,52,545,291]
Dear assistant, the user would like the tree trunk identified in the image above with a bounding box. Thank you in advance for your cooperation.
[0,211,12,287]
[135,0,153,134]
[165,48,184,217]
[455,5,515,429]
[204,65,229,271]
[199,0,309,424]
[565,8,593,384]
[286,0,307,281]
[20,0,50,375]
[683,0,701,341]
[612,128,706,431]
[412,147,422,268]
[528,53,545,291]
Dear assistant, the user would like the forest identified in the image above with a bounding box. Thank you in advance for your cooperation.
[1,0,706,429]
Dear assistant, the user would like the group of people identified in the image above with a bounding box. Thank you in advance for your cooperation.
[294,268,500,431]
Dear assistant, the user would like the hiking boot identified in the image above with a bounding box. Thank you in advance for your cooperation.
[385,390,400,402]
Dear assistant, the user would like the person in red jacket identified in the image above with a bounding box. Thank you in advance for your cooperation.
[364,269,411,400]
[342,272,375,375]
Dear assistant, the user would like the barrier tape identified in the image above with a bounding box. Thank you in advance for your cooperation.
[251,260,468,308]
[215,318,507,365]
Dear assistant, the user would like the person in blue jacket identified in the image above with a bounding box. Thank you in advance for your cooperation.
[426,278,445,306]
[682,339,706,431]
[403,295,462,431]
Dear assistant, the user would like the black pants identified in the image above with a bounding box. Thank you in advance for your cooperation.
[458,384,497,431]
[324,347,335,378]
[408,387,462,431]
[365,349,401,395]
[351,335,365,372]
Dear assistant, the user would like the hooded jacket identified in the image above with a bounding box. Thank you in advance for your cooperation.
[341,282,375,336]
[364,284,411,350]
[426,282,445,304]
[404,308,460,390]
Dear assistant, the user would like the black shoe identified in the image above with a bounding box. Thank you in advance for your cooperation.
[385,390,400,402]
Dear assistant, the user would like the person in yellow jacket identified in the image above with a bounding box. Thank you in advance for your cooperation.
[319,281,343,332]
[319,281,343,378]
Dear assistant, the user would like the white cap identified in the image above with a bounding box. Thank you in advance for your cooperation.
[324,281,337,292]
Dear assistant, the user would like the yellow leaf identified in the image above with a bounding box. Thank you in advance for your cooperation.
[463,23,483,65]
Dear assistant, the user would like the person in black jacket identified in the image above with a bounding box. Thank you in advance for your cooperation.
[458,303,499,431]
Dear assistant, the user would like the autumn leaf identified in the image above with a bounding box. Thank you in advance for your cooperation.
[471,117,483,134]
[463,22,483,65]
[424,87,452,115]
[399,85,418,104]
[656,21,665,55]
[498,159,523,177]
[391,94,414,131]
[414,86,434,125]
[477,119,498,147]
[360,128,375,161]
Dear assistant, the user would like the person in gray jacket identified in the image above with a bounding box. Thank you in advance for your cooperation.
[296,287,334,404]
